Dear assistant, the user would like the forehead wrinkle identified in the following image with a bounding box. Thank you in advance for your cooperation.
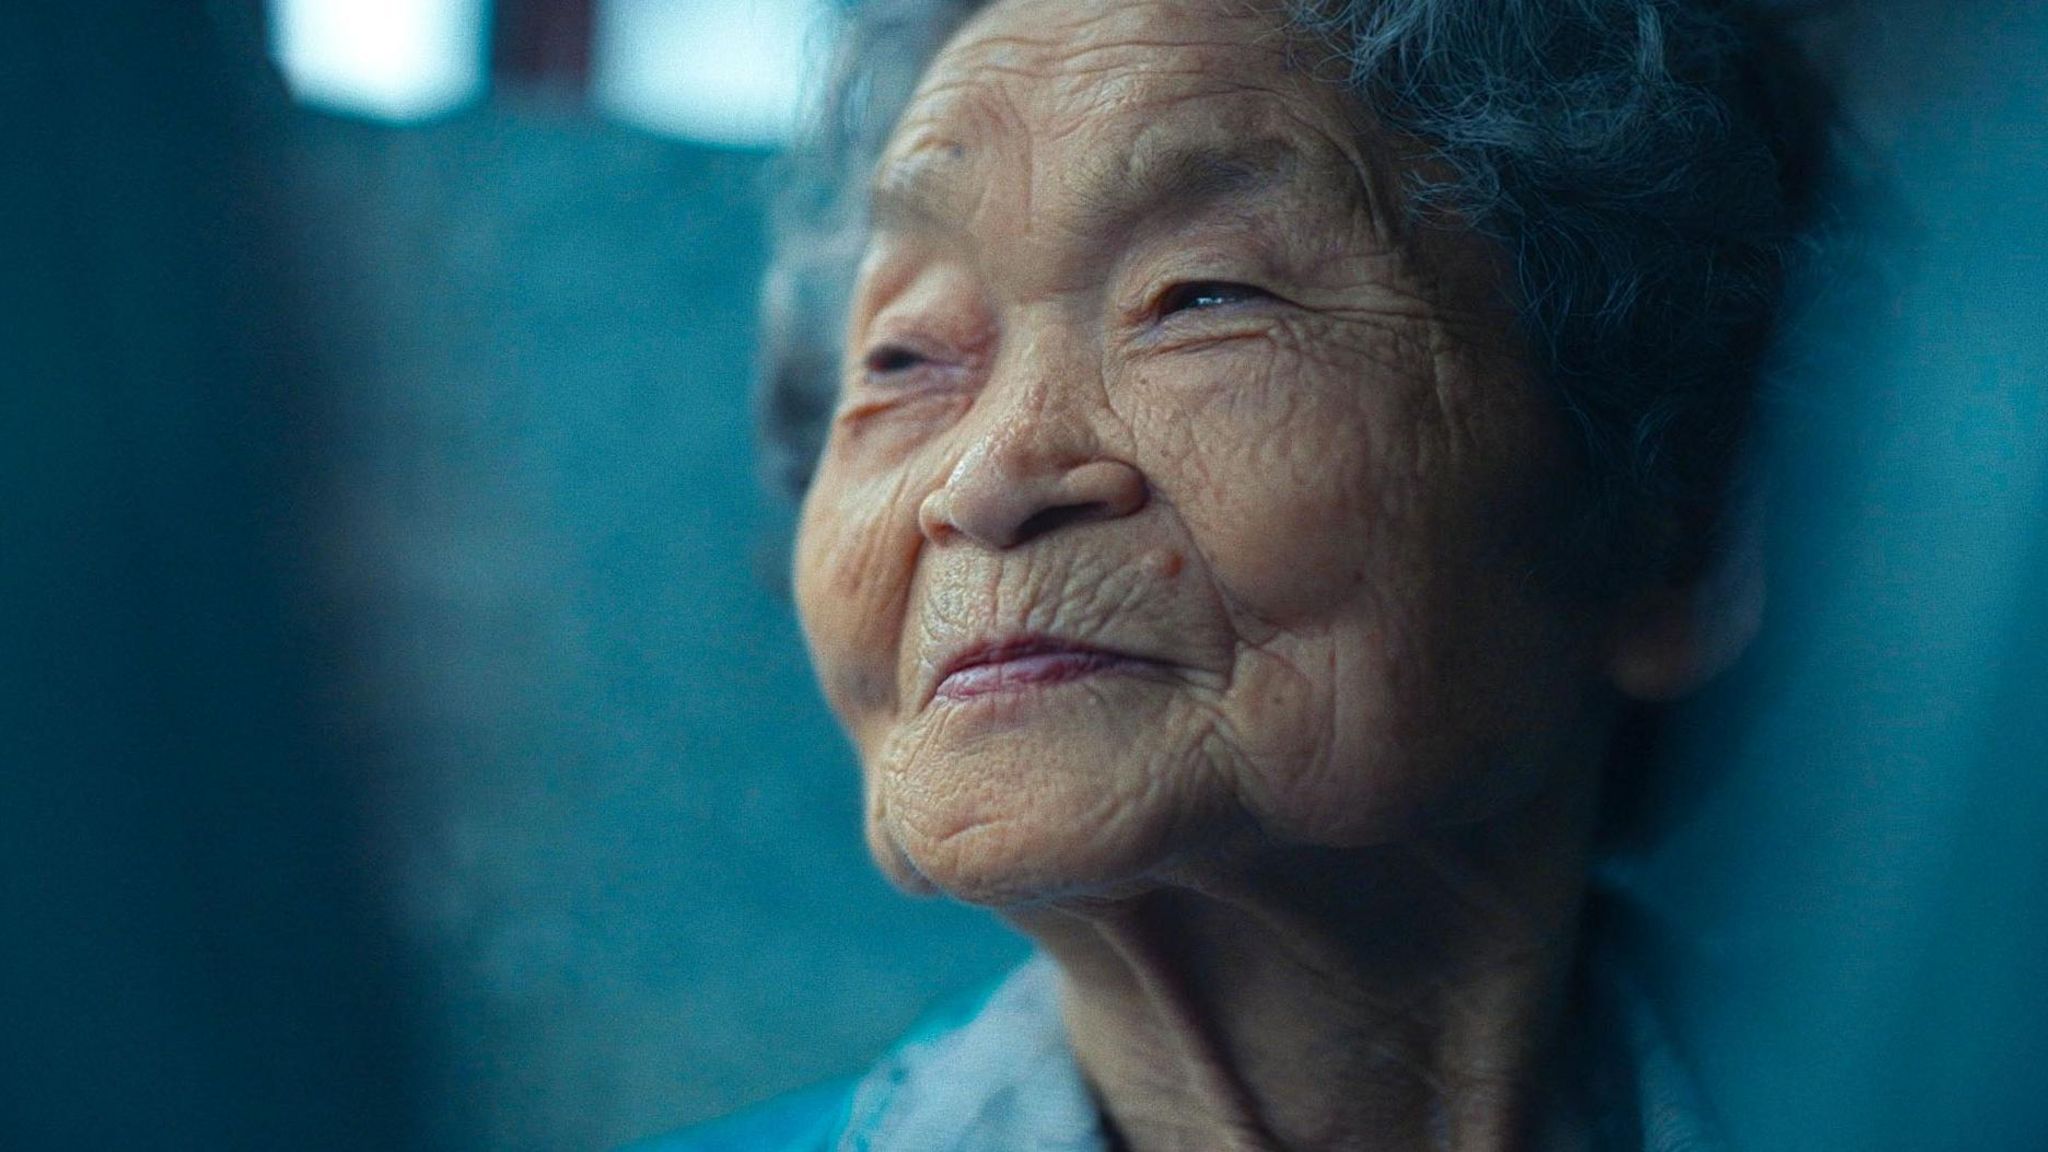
[873,131,1375,259]
[870,65,1036,246]
[1067,133,1324,245]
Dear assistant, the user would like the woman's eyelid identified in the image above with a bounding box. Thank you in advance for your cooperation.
[857,302,961,374]
[857,324,987,386]
[854,252,997,376]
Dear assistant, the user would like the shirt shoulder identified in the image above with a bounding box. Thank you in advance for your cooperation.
[624,954,1101,1152]
[622,1077,857,1152]
[614,975,1001,1152]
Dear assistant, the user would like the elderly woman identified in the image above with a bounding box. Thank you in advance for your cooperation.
[660,0,1826,1148]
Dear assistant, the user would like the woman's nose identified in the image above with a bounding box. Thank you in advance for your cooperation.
[917,425,1148,550]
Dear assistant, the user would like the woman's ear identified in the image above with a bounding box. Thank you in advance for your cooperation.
[1606,486,1768,703]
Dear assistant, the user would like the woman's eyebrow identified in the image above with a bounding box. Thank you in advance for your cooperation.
[868,149,976,238]
[1072,136,1314,234]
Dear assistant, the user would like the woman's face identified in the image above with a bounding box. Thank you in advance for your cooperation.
[793,0,1613,906]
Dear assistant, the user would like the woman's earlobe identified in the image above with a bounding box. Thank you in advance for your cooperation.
[1607,502,1767,703]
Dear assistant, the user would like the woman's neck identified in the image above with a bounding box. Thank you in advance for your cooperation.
[1008,781,1599,1152]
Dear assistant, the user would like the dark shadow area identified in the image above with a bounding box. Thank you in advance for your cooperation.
[0,4,432,1150]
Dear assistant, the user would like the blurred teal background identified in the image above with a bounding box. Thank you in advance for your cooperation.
[0,2,2041,1151]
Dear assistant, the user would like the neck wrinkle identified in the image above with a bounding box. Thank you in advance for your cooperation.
[1012,780,1600,1152]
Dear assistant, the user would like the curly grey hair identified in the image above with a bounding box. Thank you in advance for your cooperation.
[757,0,1833,591]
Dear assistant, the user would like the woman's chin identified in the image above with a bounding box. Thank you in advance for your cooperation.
[864,776,1204,909]
[868,813,1146,908]
[857,684,1247,905]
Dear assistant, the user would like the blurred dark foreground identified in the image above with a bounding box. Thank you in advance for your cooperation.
[2,3,2044,1151]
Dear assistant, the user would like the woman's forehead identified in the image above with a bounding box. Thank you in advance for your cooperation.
[890,0,1319,151]
[874,0,1377,244]
[934,0,1289,74]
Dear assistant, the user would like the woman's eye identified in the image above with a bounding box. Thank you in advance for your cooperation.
[1156,281,1270,318]
[863,344,928,376]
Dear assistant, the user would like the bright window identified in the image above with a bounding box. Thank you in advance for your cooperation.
[269,0,490,122]
[592,0,835,148]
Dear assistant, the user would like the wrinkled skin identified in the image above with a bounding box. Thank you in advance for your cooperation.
[784,2,1757,1147]
[794,0,1616,909]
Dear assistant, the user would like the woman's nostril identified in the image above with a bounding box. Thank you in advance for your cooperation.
[1013,463,1147,544]
[1015,502,1110,544]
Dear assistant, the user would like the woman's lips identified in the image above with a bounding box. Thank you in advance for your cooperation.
[933,639,1152,702]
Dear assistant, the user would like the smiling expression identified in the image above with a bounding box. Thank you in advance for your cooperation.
[791,0,1613,907]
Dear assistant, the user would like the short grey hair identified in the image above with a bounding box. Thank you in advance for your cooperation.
[757,0,1833,590]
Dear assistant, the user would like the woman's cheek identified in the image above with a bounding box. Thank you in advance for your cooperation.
[793,457,924,734]
[1132,348,1387,628]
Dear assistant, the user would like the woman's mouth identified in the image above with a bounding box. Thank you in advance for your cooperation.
[933,638,1154,702]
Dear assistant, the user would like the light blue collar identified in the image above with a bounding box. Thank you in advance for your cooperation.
[838,954,1106,1152]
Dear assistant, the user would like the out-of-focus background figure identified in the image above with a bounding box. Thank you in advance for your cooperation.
[0,2,2040,1151]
